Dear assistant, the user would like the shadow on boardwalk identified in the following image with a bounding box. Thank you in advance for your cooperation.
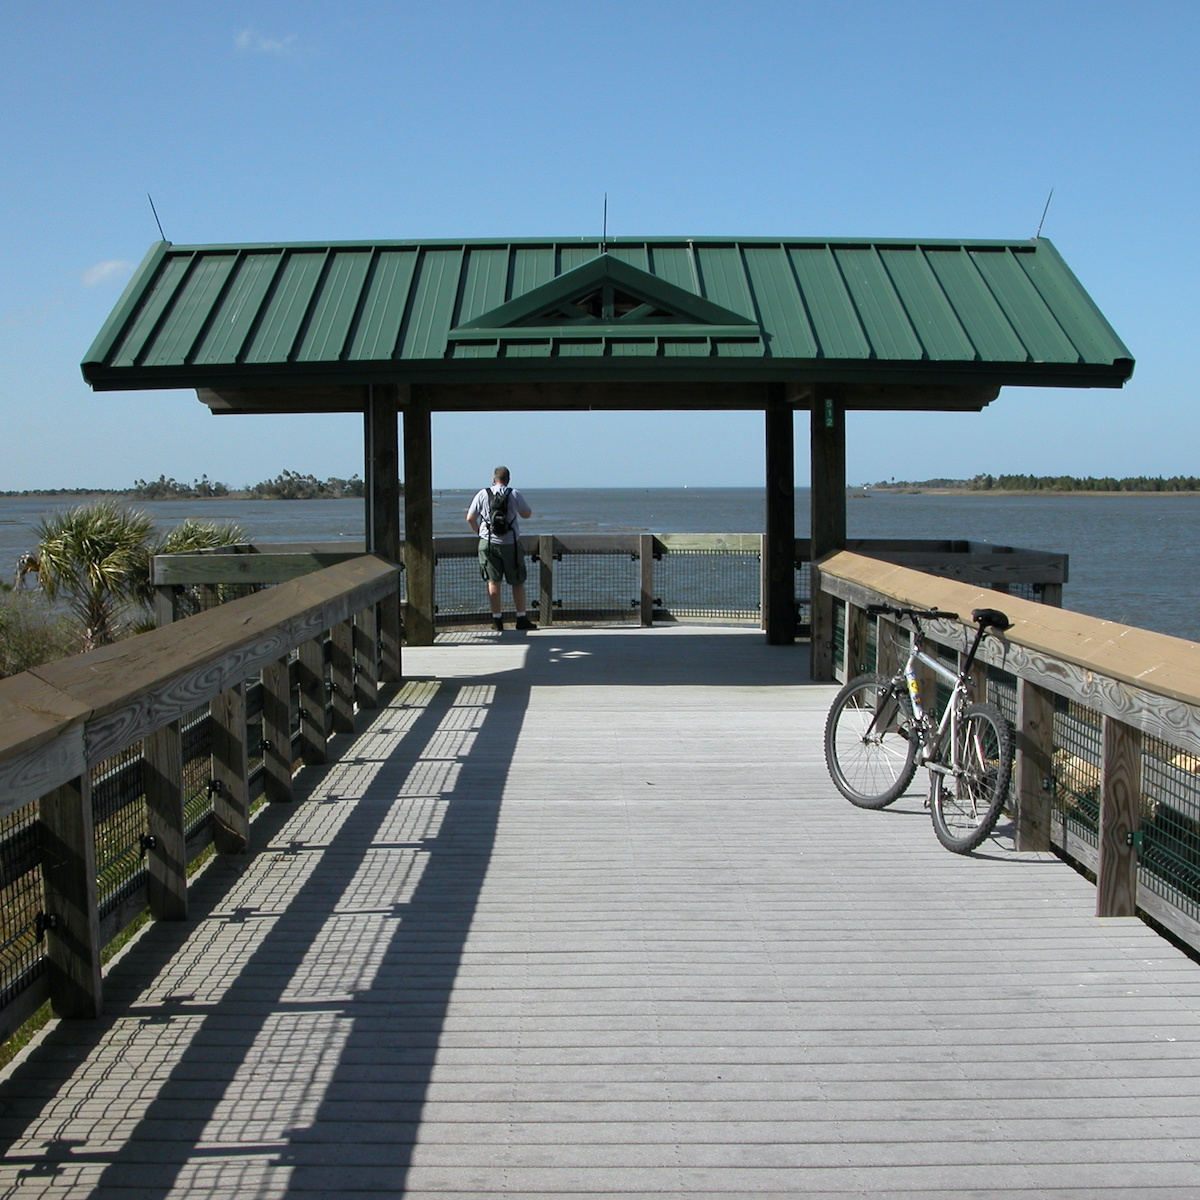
[0,628,811,1196]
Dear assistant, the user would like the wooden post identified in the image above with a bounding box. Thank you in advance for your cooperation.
[354,605,379,710]
[1040,583,1064,607]
[210,684,250,854]
[1015,679,1055,853]
[261,656,293,803]
[538,535,555,627]
[402,389,435,647]
[330,618,355,735]
[1097,716,1143,918]
[144,721,187,920]
[810,392,845,681]
[297,636,328,765]
[39,774,103,1018]
[764,390,796,646]
[845,601,868,680]
[639,534,656,627]
[365,383,403,682]
[154,586,176,627]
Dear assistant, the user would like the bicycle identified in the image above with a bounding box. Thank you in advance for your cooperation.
[823,604,1014,854]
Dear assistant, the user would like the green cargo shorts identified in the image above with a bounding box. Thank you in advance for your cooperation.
[478,539,527,586]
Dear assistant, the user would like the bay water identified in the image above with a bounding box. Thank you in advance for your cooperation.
[2,488,1196,642]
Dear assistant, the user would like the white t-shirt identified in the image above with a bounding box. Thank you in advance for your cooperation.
[469,485,529,544]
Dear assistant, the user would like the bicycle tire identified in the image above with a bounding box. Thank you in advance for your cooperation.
[930,701,1013,853]
[825,673,919,809]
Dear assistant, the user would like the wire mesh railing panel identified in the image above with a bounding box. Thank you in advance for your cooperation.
[654,550,760,621]
[434,554,486,619]
[555,553,640,623]
[1051,697,1102,846]
[0,801,45,1010]
[793,563,812,627]
[986,666,1018,727]
[92,744,149,916]
[1139,734,1200,923]
[174,583,264,619]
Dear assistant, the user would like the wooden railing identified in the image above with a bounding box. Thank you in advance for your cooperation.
[815,550,1200,951]
[0,556,400,1039]
[153,535,1067,631]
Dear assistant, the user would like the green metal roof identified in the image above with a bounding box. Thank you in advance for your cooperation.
[82,237,1133,392]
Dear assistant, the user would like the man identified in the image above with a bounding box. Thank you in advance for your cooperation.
[466,466,536,631]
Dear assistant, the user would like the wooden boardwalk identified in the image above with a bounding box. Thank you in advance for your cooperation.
[3,625,1200,1198]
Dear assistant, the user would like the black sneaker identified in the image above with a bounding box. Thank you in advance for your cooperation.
[491,616,504,632]
[514,615,537,631]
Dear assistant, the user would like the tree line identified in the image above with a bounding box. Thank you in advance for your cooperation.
[130,470,368,499]
[868,475,1200,493]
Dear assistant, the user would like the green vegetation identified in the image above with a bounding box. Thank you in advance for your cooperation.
[8,503,245,662]
[0,471,373,500]
[868,474,1200,493]
[242,470,365,499]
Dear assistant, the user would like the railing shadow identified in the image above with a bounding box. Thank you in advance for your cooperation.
[1,668,528,1195]
[0,626,812,1195]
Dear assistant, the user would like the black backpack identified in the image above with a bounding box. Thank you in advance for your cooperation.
[487,486,513,537]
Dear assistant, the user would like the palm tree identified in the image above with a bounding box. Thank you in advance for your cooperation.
[34,501,156,650]
[33,504,246,651]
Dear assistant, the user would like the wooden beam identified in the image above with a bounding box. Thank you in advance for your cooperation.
[38,774,102,1018]
[840,383,1000,411]
[144,720,188,920]
[538,536,556,627]
[417,381,773,412]
[297,636,328,765]
[197,386,364,413]
[764,390,795,646]
[210,684,250,854]
[1097,716,1143,918]
[1015,679,1055,853]
[329,619,355,735]
[403,391,435,646]
[810,392,845,679]
[366,382,403,682]
[261,656,293,803]
[639,535,657,627]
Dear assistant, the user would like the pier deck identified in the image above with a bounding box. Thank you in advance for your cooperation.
[3,625,1200,1198]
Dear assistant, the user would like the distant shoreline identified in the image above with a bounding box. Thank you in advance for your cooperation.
[857,487,1200,498]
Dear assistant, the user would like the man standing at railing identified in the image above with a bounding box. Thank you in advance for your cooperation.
[467,466,536,632]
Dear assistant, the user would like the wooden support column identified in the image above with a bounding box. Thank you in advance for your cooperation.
[39,774,102,1018]
[403,389,435,647]
[365,383,403,681]
[261,656,293,803]
[1015,679,1055,852]
[329,618,356,735]
[639,535,656,627]
[144,721,187,920]
[354,605,379,710]
[297,636,328,765]
[764,389,796,646]
[1097,716,1143,918]
[538,536,555,627]
[810,392,846,680]
[875,615,900,680]
[210,684,250,854]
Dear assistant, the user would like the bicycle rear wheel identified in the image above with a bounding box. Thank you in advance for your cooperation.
[930,701,1013,853]
[825,673,918,808]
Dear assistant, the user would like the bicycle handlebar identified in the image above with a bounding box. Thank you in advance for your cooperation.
[866,603,1011,632]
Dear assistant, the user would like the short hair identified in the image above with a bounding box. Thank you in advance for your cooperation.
[493,466,510,484]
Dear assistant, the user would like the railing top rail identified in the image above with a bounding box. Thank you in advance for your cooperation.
[818,549,1200,752]
[0,554,399,814]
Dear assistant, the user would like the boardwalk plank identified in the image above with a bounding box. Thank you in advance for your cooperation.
[3,627,1200,1198]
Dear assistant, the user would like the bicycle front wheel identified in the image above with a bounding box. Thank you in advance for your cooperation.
[825,673,918,809]
[931,701,1013,853]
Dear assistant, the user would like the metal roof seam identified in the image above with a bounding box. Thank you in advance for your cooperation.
[132,251,196,370]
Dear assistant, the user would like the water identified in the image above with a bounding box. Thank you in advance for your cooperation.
[3,488,1197,641]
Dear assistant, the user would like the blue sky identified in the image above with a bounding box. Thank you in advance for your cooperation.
[1,1,1196,490]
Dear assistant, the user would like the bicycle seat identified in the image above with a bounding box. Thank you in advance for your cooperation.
[972,608,1012,632]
